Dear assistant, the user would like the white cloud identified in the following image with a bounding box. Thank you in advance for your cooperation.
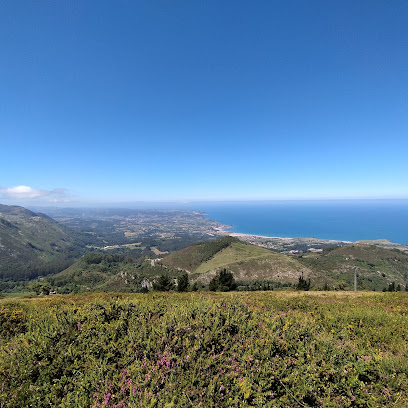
[0,185,69,202]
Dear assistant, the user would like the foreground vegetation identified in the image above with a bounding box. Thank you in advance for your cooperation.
[1,291,408,407]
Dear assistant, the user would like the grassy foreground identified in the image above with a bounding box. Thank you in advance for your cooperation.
[1,292,408,407]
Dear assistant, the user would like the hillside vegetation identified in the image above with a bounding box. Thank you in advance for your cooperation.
[160,237,312,285]
[297,244,408,291]
[48,253,183,294]
[158,237,408,291]
[41,237,408,293]
[160,236,240,272]
[2,203,407,294]
[0,204,81,281]
[1,291,408,407]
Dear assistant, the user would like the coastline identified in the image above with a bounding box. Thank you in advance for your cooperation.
[227,231,351,243]
[200,200,408,246]
[212,225,350,253]
[214,224,350,244]
[214,226,408,254]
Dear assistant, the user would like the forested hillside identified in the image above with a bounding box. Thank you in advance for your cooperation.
[0,204,82,281]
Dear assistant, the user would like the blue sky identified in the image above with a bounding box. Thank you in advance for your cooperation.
[1,1,407,206]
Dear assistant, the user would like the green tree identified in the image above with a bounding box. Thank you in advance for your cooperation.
[209,269,236,292]
[209,277,218,292]
[297,273,310,291]
[29,282,51,295]
[177,272,189,292]
[153,275,174,291]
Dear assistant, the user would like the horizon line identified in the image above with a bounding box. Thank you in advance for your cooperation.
[12,196,408,209]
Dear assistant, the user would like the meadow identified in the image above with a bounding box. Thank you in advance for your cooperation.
[1,291,408,407]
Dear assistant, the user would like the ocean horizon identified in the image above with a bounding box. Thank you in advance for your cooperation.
[189,199,408,245]
[33,199,408,245]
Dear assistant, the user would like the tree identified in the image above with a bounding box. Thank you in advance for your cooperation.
[209,277,218,292]
[29,282,51,295]
[177,272,189,292]
[209,269,236,292]
[153,274,174,291]
[297,273,310,291]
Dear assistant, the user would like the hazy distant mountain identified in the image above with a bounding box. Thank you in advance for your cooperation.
[0,204,81,280]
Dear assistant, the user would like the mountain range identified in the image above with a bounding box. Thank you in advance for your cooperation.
[47,236,408,293]
[160,236,408,291]
[1,204,408,293]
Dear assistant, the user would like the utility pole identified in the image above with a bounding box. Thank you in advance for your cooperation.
[353,266,358,291]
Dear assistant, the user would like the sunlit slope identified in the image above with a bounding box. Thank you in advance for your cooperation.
[161,238,312,284]
[296,244,408,290]
[51,237,408,292]
[159,236,241,272]
[161,238,408,290]
[194,242,273,274]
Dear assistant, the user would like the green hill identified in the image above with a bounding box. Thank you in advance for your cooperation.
[48,237,312,293]
[296,244,408,290]
[158,236,241,272]
[48,253,184,293]
[160,237,408,291]
[0,204,81,281]
[160,236,312,285]
[18,233,408,293]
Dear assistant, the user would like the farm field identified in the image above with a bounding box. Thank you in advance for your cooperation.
[1,291,408,407]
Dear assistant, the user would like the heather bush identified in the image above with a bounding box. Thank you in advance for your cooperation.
[1,292,407,407]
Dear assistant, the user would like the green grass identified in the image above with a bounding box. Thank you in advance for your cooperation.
[227,255,309,282]
[160,236,240,272]
[192,242,311,284]
[194,242,272,274]
[1,291,408,407]
[1,291,36,298]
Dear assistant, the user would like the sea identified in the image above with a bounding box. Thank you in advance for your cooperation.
[188,200,408,245]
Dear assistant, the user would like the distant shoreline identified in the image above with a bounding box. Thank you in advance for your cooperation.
[227,231,351,243]
[213,226,408,254]
[200,200,408,246]
[214,225,351,244]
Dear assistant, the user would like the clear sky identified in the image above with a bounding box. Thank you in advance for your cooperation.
[1,1,407,206]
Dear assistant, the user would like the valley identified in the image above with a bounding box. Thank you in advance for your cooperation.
[1,204,408,295]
